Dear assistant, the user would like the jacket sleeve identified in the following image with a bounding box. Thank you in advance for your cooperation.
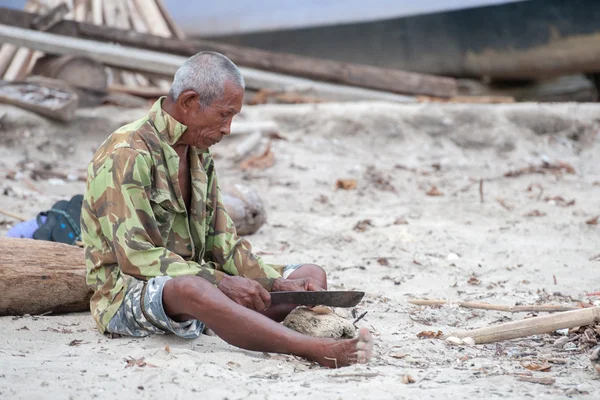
[203,161,282,291]
[90,147,226,285]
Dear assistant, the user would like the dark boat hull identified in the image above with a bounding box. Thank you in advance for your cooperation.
[211,0,600,79]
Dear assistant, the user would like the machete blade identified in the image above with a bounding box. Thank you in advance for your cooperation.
[270,291,365,307]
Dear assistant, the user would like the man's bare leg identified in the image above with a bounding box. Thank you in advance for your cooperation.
[262,263,327,322]
[162,275,372,368]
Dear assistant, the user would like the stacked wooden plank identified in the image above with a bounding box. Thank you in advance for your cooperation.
[0,0,181,94]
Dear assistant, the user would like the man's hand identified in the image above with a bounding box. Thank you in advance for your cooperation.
[217,275,271,311]
[272,277,324,292]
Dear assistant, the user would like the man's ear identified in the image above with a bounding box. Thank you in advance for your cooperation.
[176,90,199,114]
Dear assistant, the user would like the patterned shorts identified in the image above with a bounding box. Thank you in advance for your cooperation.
[107,264,303,338]
[106,275,204,339]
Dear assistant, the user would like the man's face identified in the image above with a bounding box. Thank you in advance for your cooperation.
[178,80,243,149]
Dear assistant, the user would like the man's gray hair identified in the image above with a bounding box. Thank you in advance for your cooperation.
[169,51,245,106]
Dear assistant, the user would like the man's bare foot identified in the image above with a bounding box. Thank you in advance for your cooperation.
[305,327,373,368]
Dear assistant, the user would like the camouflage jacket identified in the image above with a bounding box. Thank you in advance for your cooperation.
[82,98,282,333]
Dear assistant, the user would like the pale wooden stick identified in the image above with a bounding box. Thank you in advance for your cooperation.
[0,208,27,222]
[0,44,19,77]
[133,0,171,37]
[3,47,33,80]
[154,0,186,39]
[447,307,600,344]
[408,299,578,313]
[91,0,103,25]
[3,0,40,81]
[73,0,87,22]
[125,0,148,33]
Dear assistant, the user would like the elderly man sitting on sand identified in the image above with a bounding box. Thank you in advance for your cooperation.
[81,52,372,368]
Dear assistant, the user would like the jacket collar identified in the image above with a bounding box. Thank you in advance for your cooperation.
[147,97,187,145]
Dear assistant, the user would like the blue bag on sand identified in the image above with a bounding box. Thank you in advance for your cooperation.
[6,215,47,239]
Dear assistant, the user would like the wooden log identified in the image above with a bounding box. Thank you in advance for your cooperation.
[0,24,416,103]
[0,8,449,97]
[447,307,600,344]
[408,299,578,313]
[0,79,78,121]
[25,74,106,108]
[31,54,108,91]
[0,238,91,316]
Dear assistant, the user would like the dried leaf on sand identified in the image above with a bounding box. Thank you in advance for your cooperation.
[586,216,599,225]
[123,357,155,368]
[393,216,409,225]
[520,361,552,372]
[353,219,373,232]
[240,142,274,170]
[336,179,357,190]
[524,210,546,217]
[426,186,444,196]
[417,330,443,339]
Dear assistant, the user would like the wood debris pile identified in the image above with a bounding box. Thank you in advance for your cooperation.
[0,0,474,119]
[0,0,182,95]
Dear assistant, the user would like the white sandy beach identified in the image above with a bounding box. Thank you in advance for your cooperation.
[1,101,599,399]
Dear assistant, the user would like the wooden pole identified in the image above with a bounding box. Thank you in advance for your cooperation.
[0,24,416,103]
[408,299,578,313]
[0,7,453,97]
[447,307,600,344]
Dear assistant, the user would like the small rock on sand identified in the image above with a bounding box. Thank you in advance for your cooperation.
[283,307,356,339]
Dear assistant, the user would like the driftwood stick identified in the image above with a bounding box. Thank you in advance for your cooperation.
[447,307,600,344]
[0,207,27,221]
[408,299,578,313]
